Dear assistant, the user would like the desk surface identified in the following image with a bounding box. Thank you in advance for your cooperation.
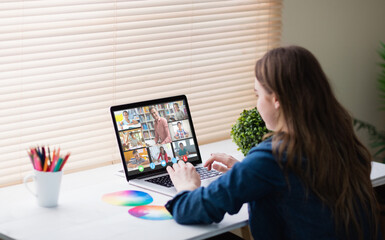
[1,139,385,240]
[0,139,248,240]
[371,161,385,187]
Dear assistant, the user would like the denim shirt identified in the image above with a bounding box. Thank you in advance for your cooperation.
[165,139,380,240]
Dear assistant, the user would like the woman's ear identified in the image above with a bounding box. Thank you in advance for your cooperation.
[273,94,280,109]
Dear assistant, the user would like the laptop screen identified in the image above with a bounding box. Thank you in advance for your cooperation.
[110,95,202,180]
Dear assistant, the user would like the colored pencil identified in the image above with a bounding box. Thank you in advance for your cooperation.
[34,154,41,171]
[59,153,70,171]
[43,156,48,172]
[27,151,34,168]
[41,146,46,169]
[27,146,70,172]
[48,147,52,168]
[50,149,57,172]
[53,158,63,172]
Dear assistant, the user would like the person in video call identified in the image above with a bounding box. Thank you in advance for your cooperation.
[173,103,186,120]
[128,131,143,148]
[157,146,169,162]
[119,110,139,130]
[150,107,172,144]
[174,122,189,140]
[165,46,382,240]
[127,149,149,168]
[177,143,189,159]
[121,132,130,151]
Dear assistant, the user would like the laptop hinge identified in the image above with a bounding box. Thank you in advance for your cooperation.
[136,171,167,179]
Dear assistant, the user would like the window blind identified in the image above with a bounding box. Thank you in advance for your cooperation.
[0,0,282,187]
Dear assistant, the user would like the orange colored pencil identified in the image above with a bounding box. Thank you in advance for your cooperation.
[48,149,54,172]
[43,156,48,172]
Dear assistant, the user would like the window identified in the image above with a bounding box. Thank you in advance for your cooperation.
[0,0,282,187]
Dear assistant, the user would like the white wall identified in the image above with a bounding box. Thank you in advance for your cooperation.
[281,0,385,131]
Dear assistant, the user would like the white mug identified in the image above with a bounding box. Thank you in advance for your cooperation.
[23,170,63,208]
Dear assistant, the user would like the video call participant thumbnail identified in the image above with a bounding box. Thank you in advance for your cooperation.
[119,110,139,130]
[126,149,150,169]
[173,103,186,120]
[174,121,189,140]
[150,107,172,144]
[128,131,145,149]
[158,146,169,162]
[177,142,189,161]
[149,143,174,164]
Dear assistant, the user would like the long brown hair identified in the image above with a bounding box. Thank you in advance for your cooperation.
[255,46,378,239]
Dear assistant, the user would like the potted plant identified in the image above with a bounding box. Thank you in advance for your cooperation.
[354,42,385,163]
[230,107,269,156]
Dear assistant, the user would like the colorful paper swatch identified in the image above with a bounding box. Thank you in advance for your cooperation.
[128,205,173,220]
[102,190,153,206]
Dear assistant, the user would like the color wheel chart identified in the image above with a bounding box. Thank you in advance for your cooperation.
[129,205,173,220]
[102,190,172,220]
[102,190,153,206]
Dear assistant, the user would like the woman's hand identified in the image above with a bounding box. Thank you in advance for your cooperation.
[166,161,201,193]
[204,153,239,173]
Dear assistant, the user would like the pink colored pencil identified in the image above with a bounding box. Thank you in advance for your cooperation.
[34,154,41,171]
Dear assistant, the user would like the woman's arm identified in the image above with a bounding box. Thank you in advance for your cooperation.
[166,147,281,225]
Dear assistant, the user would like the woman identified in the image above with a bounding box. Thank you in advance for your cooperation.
[157,146,168,162]
[165,46,381,240]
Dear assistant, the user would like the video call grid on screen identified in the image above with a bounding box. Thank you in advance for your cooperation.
[112,98,200,176]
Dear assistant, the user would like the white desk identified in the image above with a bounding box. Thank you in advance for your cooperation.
[0,139,248,240]
[1,139,385,240]
[371,161,385,187]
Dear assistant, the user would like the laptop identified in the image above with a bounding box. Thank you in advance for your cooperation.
[110,95,222,197]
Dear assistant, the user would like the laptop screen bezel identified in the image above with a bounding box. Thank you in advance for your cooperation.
[110,95,203,181]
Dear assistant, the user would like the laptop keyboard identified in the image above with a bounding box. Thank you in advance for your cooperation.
[145,167,222,188]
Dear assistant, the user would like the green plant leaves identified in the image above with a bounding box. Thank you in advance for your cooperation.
[230,108,269,156]
[379,41,385,110]
[354,119,385,162]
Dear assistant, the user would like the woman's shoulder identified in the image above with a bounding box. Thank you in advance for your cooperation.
[239,138,276,166]
[236,138,286,185]
[245,138,290,167]
[248,138,273,155]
